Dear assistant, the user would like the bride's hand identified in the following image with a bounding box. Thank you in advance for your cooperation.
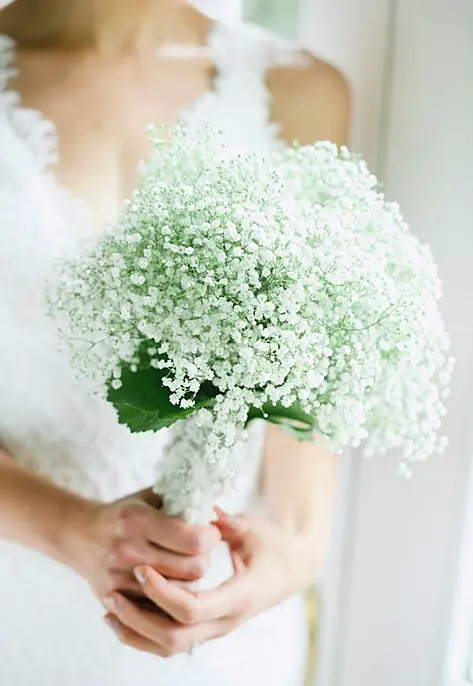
[67,489,221,603]
[102,508,317,656]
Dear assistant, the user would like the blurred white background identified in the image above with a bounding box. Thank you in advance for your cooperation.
[227,1,473,685]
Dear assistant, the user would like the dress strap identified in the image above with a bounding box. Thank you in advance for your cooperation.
[200,20,303,154]
[209,22,277,128]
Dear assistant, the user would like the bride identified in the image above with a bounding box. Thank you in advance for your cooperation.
[0,1,349,684]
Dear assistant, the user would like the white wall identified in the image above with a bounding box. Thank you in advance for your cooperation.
[300,1,473,685]
[344,3,473,685]
[298,0,392,169]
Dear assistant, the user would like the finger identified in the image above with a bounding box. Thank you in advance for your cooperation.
[106,607,237,656]
[150,549,211,581]
[142,511,222,555]
[107,568,144,596]
[135,564,253,624]
[104,592,188,653]
[109,537,211,580]
[213,509,247,545]
[230,549,246,575]
[108,584,174,616]
[116,505,222,557]
[134,567,200,625]
[214,507,259,534]
[110,583,170,615]
[104,614,169,657]
[106,571,167,608]
[111,542,211,580]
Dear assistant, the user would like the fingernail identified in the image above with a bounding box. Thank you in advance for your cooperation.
[134,566,146,585]
[103,596,119,614]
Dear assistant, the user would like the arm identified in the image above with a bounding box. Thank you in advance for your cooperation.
[261,426,340,583]
[0,448,91,568]
[268,51,351,147]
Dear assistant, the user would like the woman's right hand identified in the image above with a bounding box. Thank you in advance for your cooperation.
[66,489,221,605]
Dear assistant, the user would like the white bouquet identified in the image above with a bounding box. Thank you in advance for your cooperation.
[50,124,453,525]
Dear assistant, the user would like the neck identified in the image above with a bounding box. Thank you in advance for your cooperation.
[0,0,204,55]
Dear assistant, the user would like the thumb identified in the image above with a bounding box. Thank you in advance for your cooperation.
[214,507,248,542]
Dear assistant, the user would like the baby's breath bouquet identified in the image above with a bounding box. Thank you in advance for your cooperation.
[50,124,453,525]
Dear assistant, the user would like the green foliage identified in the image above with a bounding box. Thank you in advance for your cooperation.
[107,354,218,433]
[248,400,316,440]
[108,349,316,440]
[243,0,299,39]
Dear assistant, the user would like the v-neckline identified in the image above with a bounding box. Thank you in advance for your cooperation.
[0,22,225,236]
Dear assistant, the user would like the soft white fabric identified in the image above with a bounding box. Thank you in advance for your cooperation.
[0,21,308,686]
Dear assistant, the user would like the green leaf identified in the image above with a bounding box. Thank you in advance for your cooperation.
[247,401,316,439]
[107,344,317,441]
[107,357,217,434]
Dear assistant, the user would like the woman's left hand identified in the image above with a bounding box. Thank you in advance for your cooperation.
[103,509,317,656]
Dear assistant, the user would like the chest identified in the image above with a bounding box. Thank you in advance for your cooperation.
[12,50,216,229]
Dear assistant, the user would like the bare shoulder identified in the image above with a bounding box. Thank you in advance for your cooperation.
[267,50,351,146]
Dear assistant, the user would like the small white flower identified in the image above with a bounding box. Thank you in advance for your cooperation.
[130,273,146,286]
[50,123,453,524]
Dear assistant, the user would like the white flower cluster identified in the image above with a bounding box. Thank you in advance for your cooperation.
[51,124,452,520]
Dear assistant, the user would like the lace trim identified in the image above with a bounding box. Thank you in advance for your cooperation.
[0,21,286,189]
[0,34,58,169]
[211,22,283,141]
[0,33,93,245]
[180,21,285,154]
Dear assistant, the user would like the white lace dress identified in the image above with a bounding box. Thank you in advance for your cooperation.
[0,21,308,686]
